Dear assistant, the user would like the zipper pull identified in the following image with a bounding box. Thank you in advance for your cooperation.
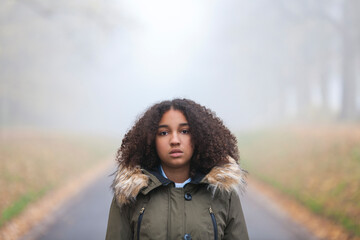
[209,207,213,214]
[139,207,145,214]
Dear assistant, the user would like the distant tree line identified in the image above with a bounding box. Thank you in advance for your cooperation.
[0,0,121,128]
[272,0,360,121]
[0,0,359,129]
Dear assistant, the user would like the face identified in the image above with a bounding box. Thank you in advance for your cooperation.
[155,109,194,170]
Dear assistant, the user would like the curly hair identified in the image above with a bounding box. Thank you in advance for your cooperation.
[116,98,239,175]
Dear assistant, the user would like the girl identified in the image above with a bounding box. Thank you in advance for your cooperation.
[106,99,249,240]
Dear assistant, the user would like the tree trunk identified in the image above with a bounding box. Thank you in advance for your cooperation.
[340,0,358,120]
[296,77,311,119]
[320,71,329,111]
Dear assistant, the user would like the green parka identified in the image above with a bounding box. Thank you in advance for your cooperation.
[106,158,249,240]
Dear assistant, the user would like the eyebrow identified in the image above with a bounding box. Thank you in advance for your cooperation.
[158,123,189,128]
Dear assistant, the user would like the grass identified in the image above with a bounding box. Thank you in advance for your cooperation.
[0,188,47,226]
[0,128,118,227]
[238,124,360,237]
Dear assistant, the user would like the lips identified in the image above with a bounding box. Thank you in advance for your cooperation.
[169,149,183,157]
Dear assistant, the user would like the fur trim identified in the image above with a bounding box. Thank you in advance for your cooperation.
[111,164,149,206]
[112,157,246,206]
[202,157,247,196]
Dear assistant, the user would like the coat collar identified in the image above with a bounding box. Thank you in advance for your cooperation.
[112,157,247,206]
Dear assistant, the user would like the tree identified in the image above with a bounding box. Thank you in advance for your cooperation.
[340,0,360,120]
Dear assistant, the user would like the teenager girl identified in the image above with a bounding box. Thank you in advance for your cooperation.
[106,99,249,240]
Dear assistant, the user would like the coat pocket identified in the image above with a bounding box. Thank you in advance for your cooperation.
[209,207,218,240]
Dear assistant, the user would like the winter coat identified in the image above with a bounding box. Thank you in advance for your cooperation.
[105,157,249,240]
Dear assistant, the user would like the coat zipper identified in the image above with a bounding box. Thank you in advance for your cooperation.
[209,207,218,240]
[137,207,145,240]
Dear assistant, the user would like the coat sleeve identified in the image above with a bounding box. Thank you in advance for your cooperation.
[223,190,249,240]
[105,196,133,240]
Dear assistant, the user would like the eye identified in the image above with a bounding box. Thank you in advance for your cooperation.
[158,131,168,136]
[180,129,190,134]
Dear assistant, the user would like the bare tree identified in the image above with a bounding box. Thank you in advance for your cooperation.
[340,0,359,120]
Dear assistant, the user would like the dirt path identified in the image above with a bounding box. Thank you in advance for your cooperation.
[20,166,114,240]
[248,178,360,240]
[242,184,318,240]
[0,159,114,240]
[19,170,321,240]
[3,161,357,240]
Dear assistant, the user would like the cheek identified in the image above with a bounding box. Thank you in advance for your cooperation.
[186,137,194,152]
[155,138,166,155]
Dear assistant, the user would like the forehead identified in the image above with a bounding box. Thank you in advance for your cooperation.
[158,109,188,125]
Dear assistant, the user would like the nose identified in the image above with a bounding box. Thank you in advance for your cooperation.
[170,132,180,146]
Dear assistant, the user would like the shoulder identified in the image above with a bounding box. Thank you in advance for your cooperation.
[201,157,247,196]
[112,164,167,207]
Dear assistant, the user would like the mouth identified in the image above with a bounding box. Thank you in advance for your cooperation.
[169,149,183,157]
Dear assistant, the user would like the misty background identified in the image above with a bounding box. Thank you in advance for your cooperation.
[2,1,360,239]
[1,0,360,136]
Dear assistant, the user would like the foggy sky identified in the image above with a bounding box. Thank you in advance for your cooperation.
[1,0,348,137]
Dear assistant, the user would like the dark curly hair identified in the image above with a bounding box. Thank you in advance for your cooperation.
[116,98,239,175]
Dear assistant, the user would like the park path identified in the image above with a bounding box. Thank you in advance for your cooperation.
[20,167,318,240]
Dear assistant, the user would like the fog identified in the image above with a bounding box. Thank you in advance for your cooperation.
[1,0,359,136]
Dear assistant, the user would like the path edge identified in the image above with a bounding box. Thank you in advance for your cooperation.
[248,177,360,240]
[0,158,115,240]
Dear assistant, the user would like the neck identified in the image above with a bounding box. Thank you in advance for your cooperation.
[161,164,190,183]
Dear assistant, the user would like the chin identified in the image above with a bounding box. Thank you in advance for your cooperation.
[165,160,189,168]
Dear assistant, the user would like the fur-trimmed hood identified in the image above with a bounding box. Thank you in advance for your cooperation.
[112,157,247,206]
